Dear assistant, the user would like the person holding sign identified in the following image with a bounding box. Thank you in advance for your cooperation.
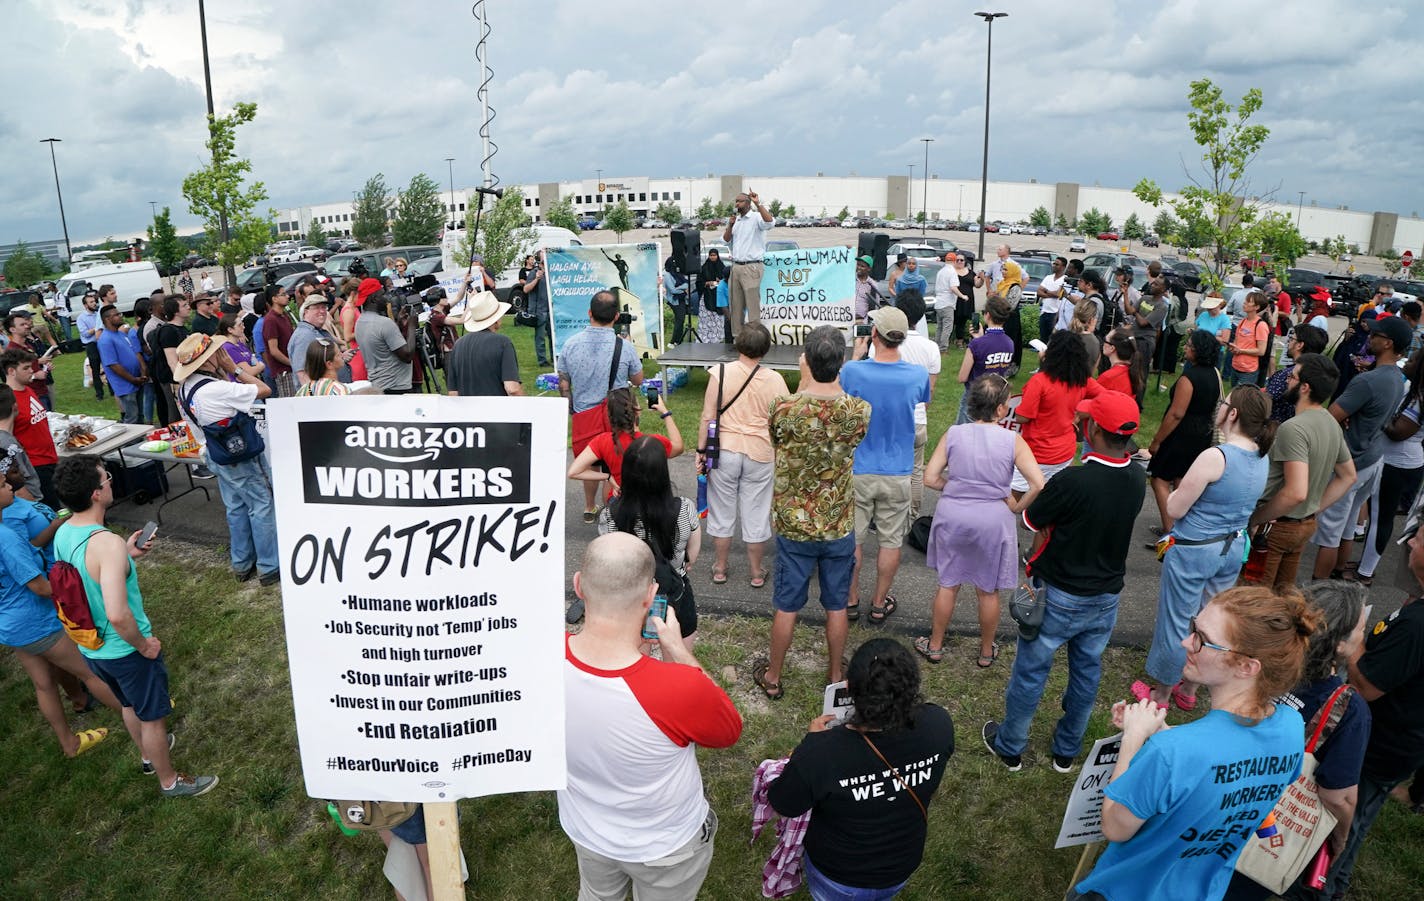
[1070,586,1315,901]
[560,533,742,900]
[722,190,774,337]
[767,638,954,900]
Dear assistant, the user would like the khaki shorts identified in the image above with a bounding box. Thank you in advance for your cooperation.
[853,474,912,549]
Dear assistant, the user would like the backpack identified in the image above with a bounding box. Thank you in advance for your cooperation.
[49,532,103,651]
[179,377,265,465]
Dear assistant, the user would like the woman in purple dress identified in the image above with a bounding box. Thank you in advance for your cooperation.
[917,375,1045,667]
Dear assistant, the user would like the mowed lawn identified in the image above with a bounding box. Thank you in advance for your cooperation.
[2,311,1418,898]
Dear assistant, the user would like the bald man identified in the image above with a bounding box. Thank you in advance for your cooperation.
[559,533,742,900]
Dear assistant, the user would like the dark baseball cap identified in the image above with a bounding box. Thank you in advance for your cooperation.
[1368,313,1413,353]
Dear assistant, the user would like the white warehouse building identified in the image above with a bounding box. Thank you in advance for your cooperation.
[277,174,1424,256]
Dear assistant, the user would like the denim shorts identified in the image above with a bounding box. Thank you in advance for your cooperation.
[85,649,173,722]
[773,533,855,613]
[390,804,427,845]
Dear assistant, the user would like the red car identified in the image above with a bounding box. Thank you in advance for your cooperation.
[1240,254,1274,271]
[1097,232,1119,241]
[984,223,1000,233]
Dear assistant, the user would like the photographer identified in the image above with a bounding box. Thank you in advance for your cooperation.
[353,279,417,394]
[424,286,457,369]
[522,254,552,368]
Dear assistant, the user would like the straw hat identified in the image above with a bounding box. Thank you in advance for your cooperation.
[461,290,512,333]
[173,333,231,382]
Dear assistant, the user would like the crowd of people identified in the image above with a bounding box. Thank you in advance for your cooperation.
[6,245,1424,901]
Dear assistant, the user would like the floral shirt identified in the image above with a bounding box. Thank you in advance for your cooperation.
[768,393,870,542]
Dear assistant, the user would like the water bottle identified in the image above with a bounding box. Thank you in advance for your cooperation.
[696,470,709,520]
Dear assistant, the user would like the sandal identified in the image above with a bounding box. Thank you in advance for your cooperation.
[1129,680,1168,711]
[867,595,898,624]
[1170,682,1198,711]
[1343,569,1374,587]
[69,727,109,758]
[749,569,768,589]
[975,642,1000,669]
[913,636,945,664]
[711,568,729,585]
[582,510,596,524]
[751,660,784,700]
[845,603,860,622]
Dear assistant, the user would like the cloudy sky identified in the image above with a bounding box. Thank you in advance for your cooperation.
[4,0,1421,247]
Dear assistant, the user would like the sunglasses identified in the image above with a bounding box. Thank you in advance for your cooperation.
[1187,615,1234,654]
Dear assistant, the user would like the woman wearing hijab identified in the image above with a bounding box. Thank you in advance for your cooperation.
[697,249,731,344]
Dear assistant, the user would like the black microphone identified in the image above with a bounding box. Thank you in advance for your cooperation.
[475,186,504,198]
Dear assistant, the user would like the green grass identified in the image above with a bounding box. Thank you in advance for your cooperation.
[3,547,1421,899]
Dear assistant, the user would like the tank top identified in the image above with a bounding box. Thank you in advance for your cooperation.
[1172,443,1268,540]
[52,523,151,660]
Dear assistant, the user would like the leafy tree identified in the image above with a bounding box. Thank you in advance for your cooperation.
[544,196,581,233]
[2,241,47,288]
[654,200,682,224]
[714,200,735,218]
[352,173,391,247]
[783,203,796,217]
[1321,235,1348,272]
[1029,206,1052,228]
[1079,208,1112,234]
[454,187,534,279]
[1348,243,1360,255]
[767,199,783,218]
[1152,211,1181,238]
[146,206,184,274]
[1122,213,1146,240]
[837,206,850,220]
[1134,78,1271,286]
[392,173,445,246]
[602,199,635,240]
[180,101,273,274]
[696,197,715,219]
[1054,212,1070,230]
[1243,212,1307,268]
[915,211,926,223]
[306,218,327,248]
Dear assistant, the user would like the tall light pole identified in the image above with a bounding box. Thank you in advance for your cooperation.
[921,137,933,236]
[1296,190,1306,228]
[197,0,233,285]
[39,138,72,264]
[907,163,915,224]
[974,11,1007,261]
[445,158,456,227]
[149,201,158,221]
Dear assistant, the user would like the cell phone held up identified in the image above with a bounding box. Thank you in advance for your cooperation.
[645,387,660,408]
[854,324,872,338]
[138,520,158,546]
[642,595,669,641]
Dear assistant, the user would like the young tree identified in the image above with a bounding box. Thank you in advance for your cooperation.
[602,199,635,240]
[1243,212,1307,268]
[391,173,445,246]
[454,187,534,280]
[696,197,715,219]
[2,242,47,289]
[767,199,783,218]
[1321,235,1347,273]
[714,200,735,218]
[1134,78,1271,285]
[543,196,581,233]
[1152,210,1182,238]
[654,200,683,224]
[1122,213,1146,240]
[1054,212,1070,230]
[915,211,926,223]
[1029,206,1052,228]
[180,101,273,274]
[146,207,184,275]
[352,173,391,247]
[783,203,796,217]
[306,218,328,248]
[837,206,850,221]
[1079,207,1111,234]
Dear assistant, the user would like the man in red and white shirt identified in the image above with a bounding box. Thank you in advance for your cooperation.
[1,346,58,507]
[560,533,743,900]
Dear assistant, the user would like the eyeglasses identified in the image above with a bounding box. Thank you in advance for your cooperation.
[1187,615,1234,654]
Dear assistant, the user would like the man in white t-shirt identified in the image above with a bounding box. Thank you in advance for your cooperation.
[873,291,940,519]
[721,189,774,338]
[1038,256,1069,338]
[933,254,961,351]
[560,533,743,900]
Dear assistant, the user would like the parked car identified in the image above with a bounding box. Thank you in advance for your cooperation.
[892,236,957,254]
[702,241,731,263]
[322,245,439,281]
[179,253,214,270]
[1141,234,1160,247]
[1014,256,1056,305]
[1082,252,1149,286]
[765,240,800,253]
[233,261,318,294]
[1165,259,1211,293]
[1239,253,1273,272]
[1097,231,1120,241]
[968,223,981,233]
[1068,236,1088,253]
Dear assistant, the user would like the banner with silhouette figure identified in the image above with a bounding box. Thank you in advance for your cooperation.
[756,245,855,345]
[545,242,663,364]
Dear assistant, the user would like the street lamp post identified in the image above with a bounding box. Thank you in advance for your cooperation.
[907,163,915,224]
[149,201,158,222]
[1296,190,1306,228]
[921,137,933,236]
[39,138,72,264]
[445,158,457,227]
[974,11,1007,261]
[197,0,234,286]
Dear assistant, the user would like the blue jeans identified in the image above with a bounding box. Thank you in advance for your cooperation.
[804,856,907,901]
[140,382,156,424]
[993,583,1120,759]
[116,391,141,424]
[1147,535,1245,685]
[1323,771,1402,898]
[213,454,280,576]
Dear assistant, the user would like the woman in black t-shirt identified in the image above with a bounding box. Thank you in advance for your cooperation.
[768,638,954,897]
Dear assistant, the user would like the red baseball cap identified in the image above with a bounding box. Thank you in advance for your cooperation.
[1076,391,1140,436]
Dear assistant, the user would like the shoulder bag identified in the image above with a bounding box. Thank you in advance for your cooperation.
[1008,576,1045,641]
[569,335,624,451]
[702,362,759,470]
[860,731,927,821]
[1233,684,1355,894]
[179,377,264,465]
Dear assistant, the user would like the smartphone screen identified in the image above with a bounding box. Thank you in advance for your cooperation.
[854,324,872,338]
[646,388,659,407]
[642,596,669,641]
[138,520,159,545]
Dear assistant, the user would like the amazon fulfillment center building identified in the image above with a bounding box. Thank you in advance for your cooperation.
[276,174,1424,256]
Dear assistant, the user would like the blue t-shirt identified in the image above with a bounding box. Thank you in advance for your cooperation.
[557,326,641,413]
[2,497,57,568]
[252,316,267,363]
[840,359,931,476]
[1195,311,1231,338]
[1078,706,1305,901]
[0,523,54,647]
[98,329,143,397]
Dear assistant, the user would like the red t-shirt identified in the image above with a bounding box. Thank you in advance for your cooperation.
[1017,374,1101,465]
[263,310,296,376]
[587,430,673,488]
[1275,292,1292,334]
[1096,364,1134,398]
[13,385,57,466]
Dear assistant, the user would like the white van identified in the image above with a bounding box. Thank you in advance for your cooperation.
[54,262,164,315]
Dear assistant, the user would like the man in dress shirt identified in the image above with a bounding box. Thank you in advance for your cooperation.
[720,190,774,338]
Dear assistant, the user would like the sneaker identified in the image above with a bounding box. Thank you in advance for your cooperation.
[981,721,1022,772]
[235,566,257,583]
[1052,754,1076,774]
[258,570,281,587]
[161,772,219,798]
[192,466,216,480]
[565,598,585,625]
[141,732,177,776]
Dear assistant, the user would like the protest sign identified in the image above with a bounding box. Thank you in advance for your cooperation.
[269,395,568,804]
[546,243,663,363]
[756,246,855,345]
[822,680,854,724]
[1056,733,1122,848]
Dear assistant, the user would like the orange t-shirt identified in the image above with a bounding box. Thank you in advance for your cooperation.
[1232,317,1268,373]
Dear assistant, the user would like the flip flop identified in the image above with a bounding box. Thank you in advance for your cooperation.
[975,642,1000,668]
[913,636,945,664]
[751,660,784,700]
[867,595,897,624]
[749,569,768,589]
[70,727,109,758]
[711,568,729,585]
[582,510,596,524]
